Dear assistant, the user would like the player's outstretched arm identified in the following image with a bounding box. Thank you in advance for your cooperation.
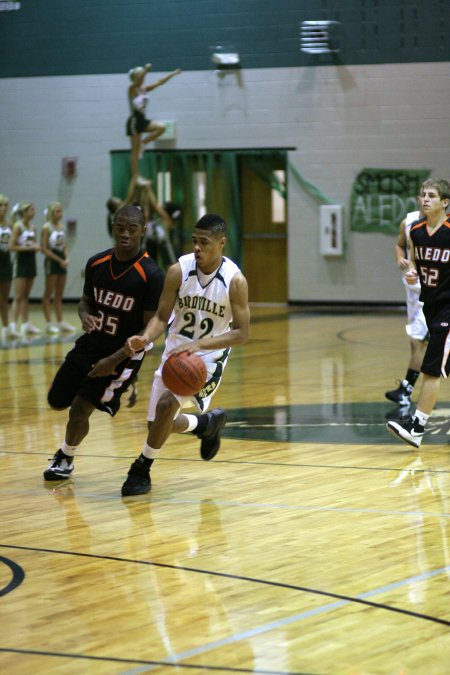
[126,263,182,354]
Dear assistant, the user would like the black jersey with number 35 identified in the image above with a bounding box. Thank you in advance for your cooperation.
[410,216,450,310]
[76,248,164,355]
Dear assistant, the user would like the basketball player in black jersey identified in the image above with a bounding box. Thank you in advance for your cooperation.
[387,178,450,448]
[43,204,165,481]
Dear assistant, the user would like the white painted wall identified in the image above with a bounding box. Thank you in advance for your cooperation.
[0,62,448,302]
[287,62,449,302]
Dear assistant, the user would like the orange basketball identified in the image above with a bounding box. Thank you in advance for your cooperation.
[162,352,207,396]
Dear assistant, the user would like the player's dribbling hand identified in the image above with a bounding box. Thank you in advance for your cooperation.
[168,342,199,357]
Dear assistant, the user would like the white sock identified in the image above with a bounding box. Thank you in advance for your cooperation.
[182,414,199,433]
[413,410,429,428]
[61,442,77,457]
[142,444,160,459]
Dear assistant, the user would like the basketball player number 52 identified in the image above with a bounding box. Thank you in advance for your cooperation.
[419,266,439,288]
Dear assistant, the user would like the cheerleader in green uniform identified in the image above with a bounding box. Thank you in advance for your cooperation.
[126,63,181,179]
[0,195,21,340]
[10,202,42,335]
[41,202,75,333]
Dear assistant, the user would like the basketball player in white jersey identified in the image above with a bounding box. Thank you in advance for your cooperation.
[385,195,428,408]
[122,213,250,496]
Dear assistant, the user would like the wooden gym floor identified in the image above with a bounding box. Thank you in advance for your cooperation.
[0,305,449,674]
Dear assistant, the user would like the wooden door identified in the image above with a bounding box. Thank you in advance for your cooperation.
[240,158,287,303]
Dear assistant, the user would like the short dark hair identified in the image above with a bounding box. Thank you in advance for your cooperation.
[114,204,144,226]
[195,213,227,235]
[163,201,182,220]
[106,197,123,214]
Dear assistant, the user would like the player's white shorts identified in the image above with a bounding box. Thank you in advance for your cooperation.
[146,357,223,422]
[403,278,428,341]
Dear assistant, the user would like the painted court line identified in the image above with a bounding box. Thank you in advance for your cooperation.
[155,496,450,519]
[1,489,449,518]
[121,566,450,673]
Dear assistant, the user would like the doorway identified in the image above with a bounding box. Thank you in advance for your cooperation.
[239,156,287,303]
[111,148,289,303]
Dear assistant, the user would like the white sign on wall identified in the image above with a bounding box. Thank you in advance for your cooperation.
[0,1,21,10]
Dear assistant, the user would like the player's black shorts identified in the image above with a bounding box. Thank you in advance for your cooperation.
[48,347,147,416]
[421,305,450,378]
[126,111,151,136]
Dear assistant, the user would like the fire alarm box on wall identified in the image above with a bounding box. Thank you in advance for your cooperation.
[62,157,77,178]
[320,205,344,256]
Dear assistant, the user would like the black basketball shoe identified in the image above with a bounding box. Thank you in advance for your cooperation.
[43,449,74,481]
[198,408,227,461]
[385,380,413,406]
[121,456,151,496]
[386,418,425,449]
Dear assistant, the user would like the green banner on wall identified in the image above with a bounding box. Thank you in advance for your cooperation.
[350,168,430,234]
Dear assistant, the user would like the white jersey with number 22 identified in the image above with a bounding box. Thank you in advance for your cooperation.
[164,253,241,367]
